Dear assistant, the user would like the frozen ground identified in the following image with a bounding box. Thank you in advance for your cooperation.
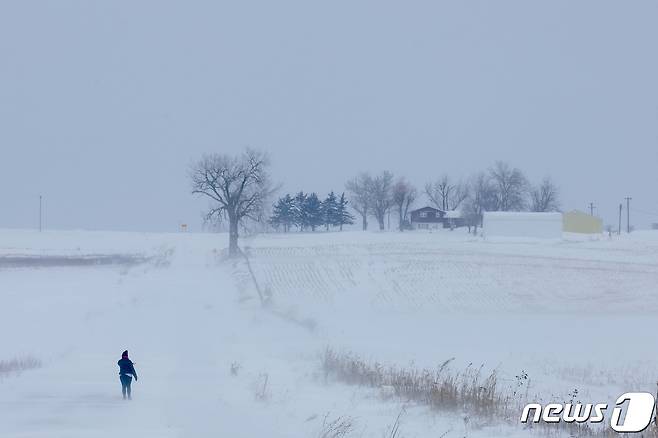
[1,228,658,437]
[240,231,658,404]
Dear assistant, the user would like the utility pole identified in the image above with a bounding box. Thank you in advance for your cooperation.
[618,203,622,235]
[625,197,632,233]
[39,195,42,232]
[588,202,595,216]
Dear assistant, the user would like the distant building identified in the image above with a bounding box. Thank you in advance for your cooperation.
[443,209,465,229]
[409,206,464,230]
[562,210,603,234]
[483,212,563,239]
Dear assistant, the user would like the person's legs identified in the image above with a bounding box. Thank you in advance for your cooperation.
[120,376,131,400]
[126,377,132,399]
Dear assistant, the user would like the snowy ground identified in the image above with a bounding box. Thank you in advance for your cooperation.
[240,231,658,405]
[1,228,658,437]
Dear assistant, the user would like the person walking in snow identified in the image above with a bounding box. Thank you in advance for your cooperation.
[117,350,138,400]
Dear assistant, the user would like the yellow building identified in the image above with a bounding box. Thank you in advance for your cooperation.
[563,210,603,234]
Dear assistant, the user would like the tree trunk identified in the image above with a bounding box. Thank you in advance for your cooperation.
[377,214,385,231]
[361,214,368,231]
[228,214,239,257]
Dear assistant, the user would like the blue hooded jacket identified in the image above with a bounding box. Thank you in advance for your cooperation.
[118,351,138,379]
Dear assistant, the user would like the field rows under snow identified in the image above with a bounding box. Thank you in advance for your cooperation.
[241,231,658,314]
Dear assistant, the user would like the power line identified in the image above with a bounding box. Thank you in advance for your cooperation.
[631,207,658,217]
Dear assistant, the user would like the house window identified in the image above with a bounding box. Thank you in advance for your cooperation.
[435,212,441,218]
[420,212,427,218]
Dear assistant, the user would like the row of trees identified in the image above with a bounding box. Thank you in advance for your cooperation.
[269,191,354,232]
[189,148,560,256]
[461,162,559,232]
[346,161,560,232]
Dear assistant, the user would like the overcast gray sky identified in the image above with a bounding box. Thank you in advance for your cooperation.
[1,1,656,232]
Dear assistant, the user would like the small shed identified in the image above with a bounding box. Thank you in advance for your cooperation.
[483,212,563,239]
[562,210,602,234]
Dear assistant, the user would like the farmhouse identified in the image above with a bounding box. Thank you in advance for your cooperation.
[409,206,464,230]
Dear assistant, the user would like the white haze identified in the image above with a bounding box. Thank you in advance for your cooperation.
[0,1,656,231]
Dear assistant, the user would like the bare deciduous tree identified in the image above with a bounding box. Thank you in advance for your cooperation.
[392,178,416,231]
[531,177,560,212]
[426,175,468,211]
[489,161,528,211]
[463,172,496,233]
[448,180,469,211]
[191,148,272,257]
[370,171,394,231]
[345,173,373,231]
[425,175,452,211]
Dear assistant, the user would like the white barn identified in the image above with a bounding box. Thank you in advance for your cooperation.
[483,212,563,239]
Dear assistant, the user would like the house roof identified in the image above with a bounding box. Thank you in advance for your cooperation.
[410,206,441,214]
[410,206,463,218]
[443,210,462,218]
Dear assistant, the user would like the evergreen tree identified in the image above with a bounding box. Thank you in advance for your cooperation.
[336,192,355,230]
[321,191,339,230]
[269,194,295,232]
[304,192,323,231]
[292,191,308,231]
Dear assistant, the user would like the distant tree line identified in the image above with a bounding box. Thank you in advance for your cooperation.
[189,147,562,255]
[345,161,560,234]
[269,191,355,232]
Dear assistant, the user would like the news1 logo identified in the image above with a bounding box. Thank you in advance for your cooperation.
[521,392,656,433]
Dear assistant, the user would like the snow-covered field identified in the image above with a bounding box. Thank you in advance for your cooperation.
[2,228,658,437]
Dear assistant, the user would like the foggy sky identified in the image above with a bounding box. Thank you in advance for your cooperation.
[1,1,656,232]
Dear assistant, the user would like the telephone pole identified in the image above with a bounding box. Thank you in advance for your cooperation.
[588,202,595,216]
[625,197,632,233]
[618,203,622,235]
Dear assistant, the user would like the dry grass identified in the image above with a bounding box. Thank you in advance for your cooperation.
[0,356,42,377]
[321,348,658,438]
[254,372,270,401]
[316,413,354,438]
[322,348,505,420]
